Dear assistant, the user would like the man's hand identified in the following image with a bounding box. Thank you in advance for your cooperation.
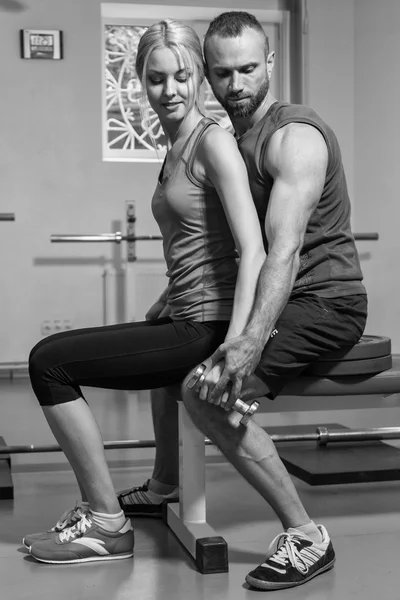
[208,334,264,410]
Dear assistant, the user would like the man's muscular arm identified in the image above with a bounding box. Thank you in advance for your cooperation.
[210,123,329,407]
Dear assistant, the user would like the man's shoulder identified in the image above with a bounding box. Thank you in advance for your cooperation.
[262,102,324,130]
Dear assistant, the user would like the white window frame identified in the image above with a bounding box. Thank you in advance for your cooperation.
[101,4,290,163]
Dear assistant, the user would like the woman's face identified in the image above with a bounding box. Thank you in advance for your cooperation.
[145,47,193,124]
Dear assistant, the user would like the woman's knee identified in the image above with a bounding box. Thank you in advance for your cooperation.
[28,341,48,382]
[29,339,66,406]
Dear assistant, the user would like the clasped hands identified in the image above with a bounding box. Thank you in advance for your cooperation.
[192,333,263,411]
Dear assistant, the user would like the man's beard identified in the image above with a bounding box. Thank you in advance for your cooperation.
[218,77,270,118]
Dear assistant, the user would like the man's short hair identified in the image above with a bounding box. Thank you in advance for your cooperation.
[204,11,269,61]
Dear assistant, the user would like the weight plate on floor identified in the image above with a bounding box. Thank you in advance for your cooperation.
[314,335,391,362]
[307,354,392,376]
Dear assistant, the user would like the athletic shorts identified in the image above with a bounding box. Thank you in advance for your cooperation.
[254,294,368,399]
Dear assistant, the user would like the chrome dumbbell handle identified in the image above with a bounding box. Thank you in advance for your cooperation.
[233,398,260,425]
[186,364,259,425]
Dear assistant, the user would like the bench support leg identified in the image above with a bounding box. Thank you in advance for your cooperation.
[0,437,14,500]
[166,403,228,573]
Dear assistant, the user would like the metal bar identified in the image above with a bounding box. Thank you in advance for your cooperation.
[0,439,158,455]
[1,426,400,455]
[126,201,136,262]
[50,233,162,243]
[316,426,400,445]
[130,236,162,241]
[51,233,377,243]
[0,213,15,221]
[51,233,123,243]
[353,233,379,241]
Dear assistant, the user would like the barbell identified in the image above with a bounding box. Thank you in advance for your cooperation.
[50,232,378,244]
[1,426,400,456]
[51,233,162,243]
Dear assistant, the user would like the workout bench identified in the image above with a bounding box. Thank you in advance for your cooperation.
[166,336,400,574]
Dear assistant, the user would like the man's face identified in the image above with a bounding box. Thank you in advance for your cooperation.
[205,28,272,119]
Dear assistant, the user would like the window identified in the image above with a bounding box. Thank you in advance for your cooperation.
[102,4,290,162]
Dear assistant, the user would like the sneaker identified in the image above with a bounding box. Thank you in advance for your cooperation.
[118,479,179,517]
[245,524,335,590]
[23,504,89,549]
[29,513,134,564]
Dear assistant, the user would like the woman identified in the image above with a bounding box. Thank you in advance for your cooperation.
[24,19,265,565]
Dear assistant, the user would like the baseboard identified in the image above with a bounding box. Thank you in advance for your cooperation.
[11,452,227,474]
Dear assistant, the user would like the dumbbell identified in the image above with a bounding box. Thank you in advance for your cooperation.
[186,363,259,425]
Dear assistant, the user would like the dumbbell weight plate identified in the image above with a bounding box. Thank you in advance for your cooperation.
[314,335,391,362]
[307,354,392,377]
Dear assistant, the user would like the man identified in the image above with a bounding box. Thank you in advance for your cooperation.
[119,11,367,591]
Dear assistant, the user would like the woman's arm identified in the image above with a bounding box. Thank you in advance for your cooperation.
[197,125,266,339]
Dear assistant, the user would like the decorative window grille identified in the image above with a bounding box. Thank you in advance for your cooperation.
[104,24,232,161]
[102,5,290,162]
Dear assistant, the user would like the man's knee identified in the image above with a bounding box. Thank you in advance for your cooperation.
[181,383,243,433]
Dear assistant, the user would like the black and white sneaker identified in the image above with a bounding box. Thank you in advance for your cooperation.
[118,480,179,517]
[246,524,335,590]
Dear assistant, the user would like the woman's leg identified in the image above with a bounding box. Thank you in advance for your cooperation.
[42,399,121,513]
[29,318,228,515]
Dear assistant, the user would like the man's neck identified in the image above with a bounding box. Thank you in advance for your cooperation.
[231,93,277,137]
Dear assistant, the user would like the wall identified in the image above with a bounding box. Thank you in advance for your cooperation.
[354,0,400,350]
[0,0,286,365]
[2,0,393,363]
[306,0,355,208]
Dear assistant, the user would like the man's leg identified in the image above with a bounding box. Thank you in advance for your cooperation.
[150,386,180,486]
[181,377,334,590]
[151,386,179,487]
[178,295,367,589]
[118,387,180,516]
[182,376,313,531]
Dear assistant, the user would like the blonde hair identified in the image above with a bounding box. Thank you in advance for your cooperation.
[136,20,206,142]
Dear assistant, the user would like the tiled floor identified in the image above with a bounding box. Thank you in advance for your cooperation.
[1,378,400,599]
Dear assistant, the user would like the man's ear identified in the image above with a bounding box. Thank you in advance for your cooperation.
[266,51,275,79]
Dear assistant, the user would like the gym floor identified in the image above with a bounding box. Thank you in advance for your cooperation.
[1,377,400,600]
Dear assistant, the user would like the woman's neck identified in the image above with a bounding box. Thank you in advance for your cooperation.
[162,109,203,149]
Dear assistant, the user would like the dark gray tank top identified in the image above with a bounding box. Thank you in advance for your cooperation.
[152,118,238,321]
[237,102,366,298]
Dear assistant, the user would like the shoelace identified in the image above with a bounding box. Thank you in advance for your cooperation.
[59,514,93,543]
[119,480,150,498]
[267,533,310,575]
[53,505,87,531]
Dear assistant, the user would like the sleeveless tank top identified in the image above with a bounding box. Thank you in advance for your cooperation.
[237,102,366,298]
[151,118,238,321]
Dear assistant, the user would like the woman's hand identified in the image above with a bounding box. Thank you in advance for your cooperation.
[145,300,170,321]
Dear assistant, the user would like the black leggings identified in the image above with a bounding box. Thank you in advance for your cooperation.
[29,318,229,406]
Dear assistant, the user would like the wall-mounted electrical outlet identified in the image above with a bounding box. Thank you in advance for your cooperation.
[41,319,73,337]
